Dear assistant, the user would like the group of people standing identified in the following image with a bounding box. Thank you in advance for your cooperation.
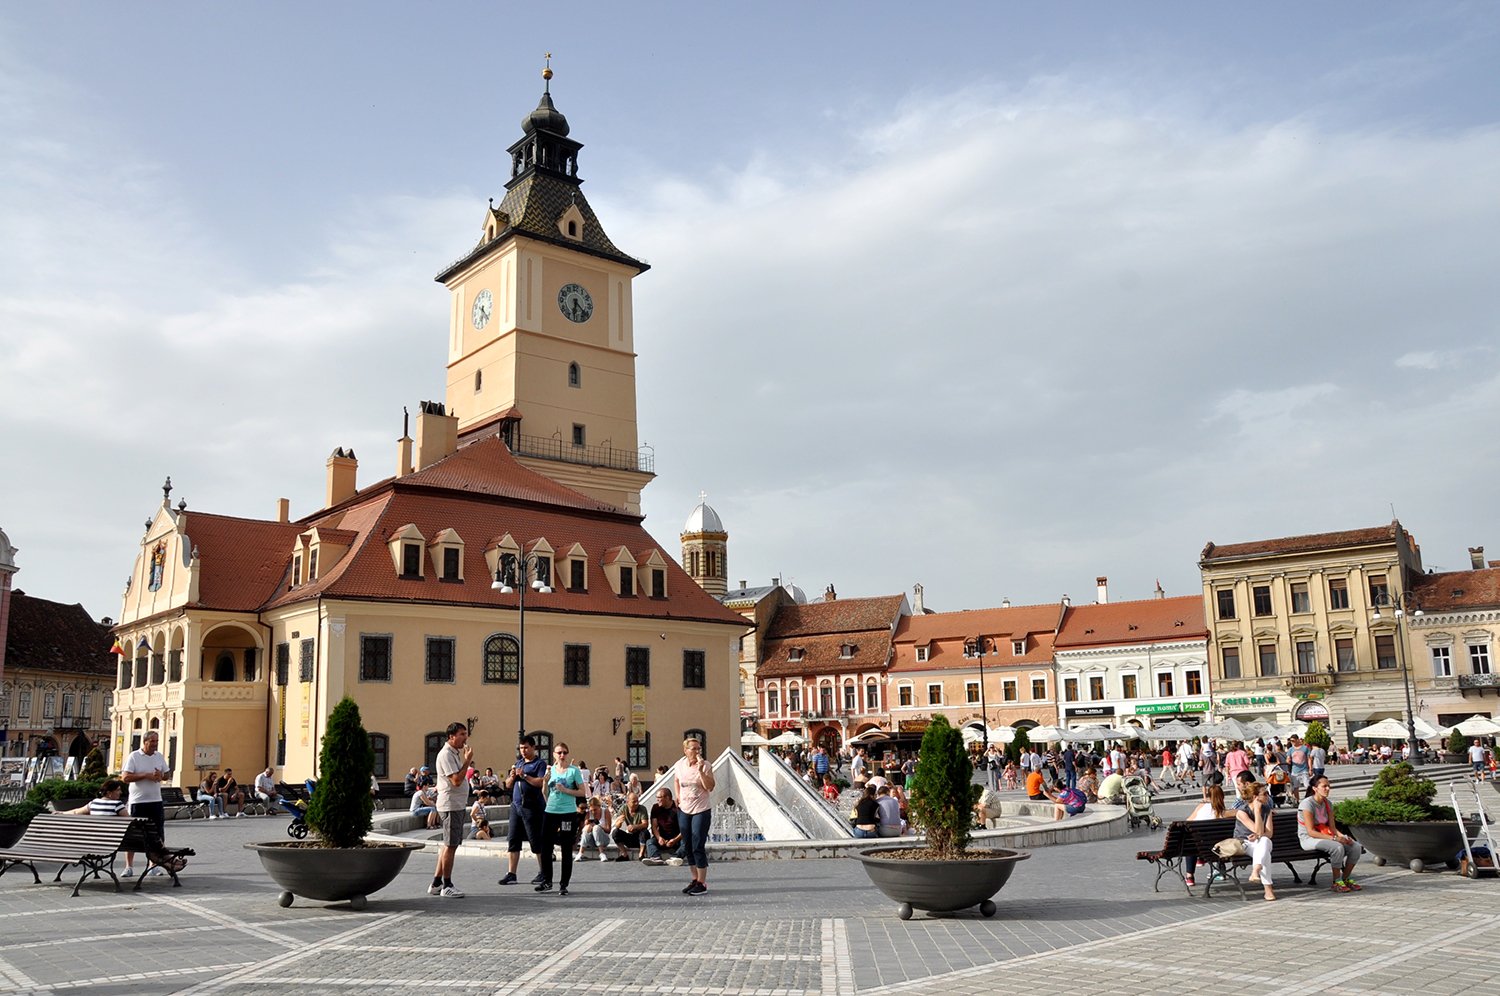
[427,725,716,899]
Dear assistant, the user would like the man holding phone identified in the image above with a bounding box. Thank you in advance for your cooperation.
[429,721,474,898]
[499,736,548,886]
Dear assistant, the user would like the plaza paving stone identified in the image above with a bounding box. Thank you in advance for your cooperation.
[0,790,1494,995]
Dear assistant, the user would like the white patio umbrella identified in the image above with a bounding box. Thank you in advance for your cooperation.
[1025,725,1068,743]
[1274,721,1308,738]
[1201,718,1256,742]
[961,725,1017,745]
[1451,715,1500,737]
[1141,720,1200,741]
[1245,719,1282,739]
[1350,717,1441,740]
[1064,724,1132,742]
[845,729,891,745]
[740,731,771,746]
[769,731,806,746]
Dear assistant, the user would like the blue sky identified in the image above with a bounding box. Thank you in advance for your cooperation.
[2,3,1497,619]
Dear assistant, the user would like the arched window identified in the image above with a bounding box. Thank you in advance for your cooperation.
[119,660,132,690]
[134,654,148,687]
[484,634,520,683]
[213,651,235,682]
[369,733,389,779]
[424,732,444,772]
[567,362,581,388]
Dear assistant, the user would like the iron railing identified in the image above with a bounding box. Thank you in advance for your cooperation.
[511,433,654,474]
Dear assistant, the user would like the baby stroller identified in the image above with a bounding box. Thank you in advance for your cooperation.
[284,798,310,839]
[1122,774,1162,831]
[1266,764,1292,809]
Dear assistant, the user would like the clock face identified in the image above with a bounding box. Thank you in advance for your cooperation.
[471,288,493,330]
[557,283,594,324]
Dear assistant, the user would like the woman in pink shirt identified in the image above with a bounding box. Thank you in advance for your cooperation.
[1224,741,1252,783]
[677,737,716,897]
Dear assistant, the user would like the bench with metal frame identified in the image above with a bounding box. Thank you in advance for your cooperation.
[161,786,209,820]
[0,814,193,896]
[1182,811,1331,900]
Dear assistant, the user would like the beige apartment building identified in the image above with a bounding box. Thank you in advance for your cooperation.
[1199,522,1424,744]
[108,74,749,783]
[1408,551,1500,727]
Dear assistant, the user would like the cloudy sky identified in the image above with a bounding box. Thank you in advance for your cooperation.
[2,3,1497,621]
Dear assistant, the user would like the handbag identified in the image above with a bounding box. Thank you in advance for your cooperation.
[1212,837,1247,859]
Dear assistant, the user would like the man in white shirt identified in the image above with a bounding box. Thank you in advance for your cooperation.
[1469,739,1488,781]
[121,731,170,877]
[429,721,473,898]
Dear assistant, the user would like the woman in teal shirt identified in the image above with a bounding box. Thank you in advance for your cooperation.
[536,742,587,895]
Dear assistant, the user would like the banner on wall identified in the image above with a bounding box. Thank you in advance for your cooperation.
[630,684,647,740]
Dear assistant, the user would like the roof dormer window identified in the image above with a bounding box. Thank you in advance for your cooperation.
[915,645,929,662]
[788,647,804,663]
[402,543,422,577]
[1012,639,1026,656]
[840,644,855,659]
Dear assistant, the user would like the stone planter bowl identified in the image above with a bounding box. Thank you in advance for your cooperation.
[1351,820,1475,873]
[854,847,1029,919]
[246,839,424,909]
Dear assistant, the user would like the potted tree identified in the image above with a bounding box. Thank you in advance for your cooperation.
[1303,720,1331,754]
[1442,729,1468,764]
[246,697,423,908]
[1336,762,1470,872]
[0,800,44,849]
[853,715,1029,919]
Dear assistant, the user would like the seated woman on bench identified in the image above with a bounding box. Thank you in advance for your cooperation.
[66,780,188,875]
[1232,780,1276,902]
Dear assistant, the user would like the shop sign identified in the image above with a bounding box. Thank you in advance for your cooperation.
[1064,706,1116,718]
[1219,696,1276,707]
[1180,701,1210,713]
[1134,702,1181,715]
[898,719,930,733]
[1295,701,1330,722]
[1294,691,1324,701]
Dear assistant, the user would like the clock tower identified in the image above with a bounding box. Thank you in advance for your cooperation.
[435,61,654,514]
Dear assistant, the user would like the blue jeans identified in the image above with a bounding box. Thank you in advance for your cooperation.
[1064,768,1077,791]
[646,836,687,860]
[682,809,712,869]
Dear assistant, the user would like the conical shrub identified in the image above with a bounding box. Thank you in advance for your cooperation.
[305,697,375,848]
[907,715,979,858]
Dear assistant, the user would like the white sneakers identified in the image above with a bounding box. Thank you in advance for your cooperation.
[122,868,136,878]
[666,857,685,867]
[440,885,465,898]
[598,853,610,862]
[427,883,441,895]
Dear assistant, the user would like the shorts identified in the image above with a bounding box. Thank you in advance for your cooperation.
[507,804,542,852]
[1064,803,1085,816]
[438,810,464,848]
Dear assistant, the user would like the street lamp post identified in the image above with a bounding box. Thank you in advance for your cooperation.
[964,637,995,752]
[493,553,553,745]
[1370,589,1424,768]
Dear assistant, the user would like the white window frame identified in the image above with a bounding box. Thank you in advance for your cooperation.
[765,685,779,715]
[926,683,943,706]
[864,681,879,711]
[1431,645,1453,678]
[1471,643,1492,676]
[1012,639,1025,656]
[915,646,929,662]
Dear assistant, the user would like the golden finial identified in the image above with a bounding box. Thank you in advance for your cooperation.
[542,52,553,90]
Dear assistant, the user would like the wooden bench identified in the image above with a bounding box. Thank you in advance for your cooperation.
[373,781,409,811]
[1136,820,1192,895]
[161,786,208,820]
[0,814,193,896]
[1182,811,1331,900]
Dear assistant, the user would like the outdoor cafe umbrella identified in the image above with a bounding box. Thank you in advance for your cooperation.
[769,731,806,746]
[1274,721,1308,738]
[1199,718,1256,742]
[1245,719,1282,739]
[740,731,771,747]
[1063,724,1132,742]
[1350,717,1442,740]
[845,729,891,745]
[1026,725,1069,743]
[1141,720,1201,741]
[1450,715,1500,737]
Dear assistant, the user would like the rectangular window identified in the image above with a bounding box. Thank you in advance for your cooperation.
[1336,638,1356,672]
[1431,646,1452,678]
[276,643,290,685]
[1012,640,1025,656]
[442,547,460,581]
[570,559,585,591]
[298,639,315,682]
[402,543,422,577]
[619,566,634,596]
[927,684,942,706]
[425,637,455,682]
[1471,644,1492,676]
[626,734,649,770]
[1290,582,1310,613]
[16,692,29,719]
[898,685,913,707]
[292,554,302,586]
[1185,671,1203,695]
[1296,640,1317,674]
[1258,644,1278,677]
[1003,679,1018,702]
[307,549,318,582]
[1222,647,1241,679]
[1216,589,1236,620]
[1368,573,1389,606]
[572,423,585,446]
[787,686,801,711]
[1375,635,1398,670]
[1064,677,1079,702]
[915,646,929,662]
[1031,678,1046,700]
[965,681,980,704]
[534,558,551,588]
[360,635,392,681]
[369,734,389,779]
[1327,578,1349,610]
[564,644,591,685]
[652,569,666,598]
[766,687,779,713]
[1156,673,1174,697]
[841,684,855,711]
[1122,674,1139,698]
[1252,585,1272,616]
[43,692,55,719]
[1088,675,1104,700]
[625,646,650,686]
[682,650,705,689]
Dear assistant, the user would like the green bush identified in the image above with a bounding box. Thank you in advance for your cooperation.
[80,747,108,782]
[1335,761,1452,823]
[0,800,45,825]
[25,778,104,807]
[1367,762,1437,809]
[1006,726,1031,762]
[907,715,979,859]
[1334,798,1429,825]
[1448,730,1469,756]
[1303,721,1331,751]
[305,697,375,848]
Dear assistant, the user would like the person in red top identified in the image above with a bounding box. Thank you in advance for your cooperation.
[821,775,840,803]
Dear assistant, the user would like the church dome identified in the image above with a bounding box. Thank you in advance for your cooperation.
[783,582,808,605]
[521,91,570,137]
[682,495,724,535]
[0,526,15,572]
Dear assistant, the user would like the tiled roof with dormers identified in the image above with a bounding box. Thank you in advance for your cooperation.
[1053,596,1207,649]
[1201,523,1403,563]
[308,527,358,546]
[178,512,305,611]
[399,436,620,514]
[757,632,890,679]
[765,596,906,640]
[6,590,115,676]
[889,602,1061,673]
[1410,568,1500,613]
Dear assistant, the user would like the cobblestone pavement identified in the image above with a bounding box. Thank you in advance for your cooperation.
[0,792,1494,995]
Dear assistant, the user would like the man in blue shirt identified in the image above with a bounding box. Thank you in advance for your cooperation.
[498,736,548,886]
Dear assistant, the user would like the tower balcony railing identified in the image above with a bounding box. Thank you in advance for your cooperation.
[510,432,654,474]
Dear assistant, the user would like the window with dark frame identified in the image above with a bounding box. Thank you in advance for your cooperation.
[626,732,649,769]
[564,644,591,685]
[1291,582,1311,613]
[402,542,422,577]
[1368,573,1389,606]
[1003,680,1018,701]
[1122,673,1139,697]
[1327,577,1350,610]
[298,639,314,682]
[626,646,650,686]
[1469,644,1491,675]
[1258,643,1278,676]
[426,637,456,682]
[1336,638,1356,671]
[1375,634,1397,670]
[442,547,460,581]
[898,685,913,706]
[242,648,257,682]
[572,424,585,447]
[369,733,389,778]
[1088,675,1104,700]
[1222,647,1241,679]
[1216,588,1236,620]
[965,682,980,704]
[1252,585,1272,616]
[360,635,392,681]
[1031,678,1046,700]
[569,559,585,590]
[534,557,551,587]
[1296,640,1317,673]
[682,650,705,689]
[1156,672,1173,697]
[619,566,634,596]
[568,362,581,387]
[652,569,665,598]
[308,549,318,582]
[1185,671,1203,695]
[927,684,942,705]
[483,634,520,683]
[275,643,290,685]
[1063,677,1079,702]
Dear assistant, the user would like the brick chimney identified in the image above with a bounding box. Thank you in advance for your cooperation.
[275,498,290,523]
[1470,546,1486,570]
[325,447,357,507]
[912,583,924,614]
[414,401,458,471]
[824,584,837,602]
[1096,576,1109,604]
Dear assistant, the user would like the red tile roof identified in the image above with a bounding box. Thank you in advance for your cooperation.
[765,596,906,640]
[1053,596,1207,649]
[180,512,304,611]
[1201,523,1403,563]
[399,436,619,513]
[757,633,891,679]
[1410,568,1500,612]
[5,591,114,676]
[889,603,1061,673]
